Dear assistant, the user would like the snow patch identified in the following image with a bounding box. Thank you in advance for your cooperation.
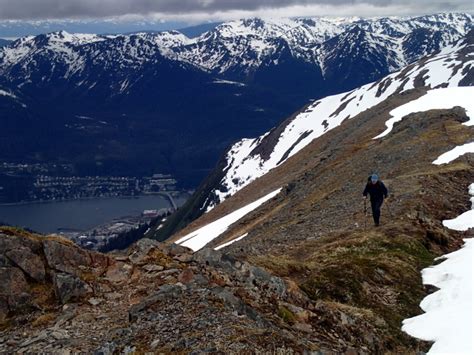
[212,79,246,87]
[433,142,474,165]
[442,183,474,231]
[214,233,249,251]
[374,87,474,139]
[0,89,17,99]
[402,239,473,354]
[176,188,281,251]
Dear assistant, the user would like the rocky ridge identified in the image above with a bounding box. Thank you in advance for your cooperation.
[152,34,474,352]
[1,227,391,353]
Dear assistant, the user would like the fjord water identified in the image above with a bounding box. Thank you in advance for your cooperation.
[0,195,187,234]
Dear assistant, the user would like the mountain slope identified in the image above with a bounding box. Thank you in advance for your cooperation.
[152,29,473,239]
[149,31,474,352]
[197,30,474,213]
[0,38,11,47]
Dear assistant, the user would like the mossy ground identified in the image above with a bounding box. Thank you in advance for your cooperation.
[249,224,436,351]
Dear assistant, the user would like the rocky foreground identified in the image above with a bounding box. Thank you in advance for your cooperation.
[0,227,363,353]
[1,96,473,355]
[2,93,474,355]
[0,204,472,354]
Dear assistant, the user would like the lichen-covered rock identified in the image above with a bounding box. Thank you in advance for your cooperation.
[0,233,43,255]
[105,261,133,283]
[128,238,161,265]
[177,268,195,284]
[162,243,192,257]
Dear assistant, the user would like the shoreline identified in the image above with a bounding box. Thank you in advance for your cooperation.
[0,191,188,207]
[0,193,189,234]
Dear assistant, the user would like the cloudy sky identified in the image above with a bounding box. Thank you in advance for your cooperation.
[0,0,472,21]
[0,0,472,38]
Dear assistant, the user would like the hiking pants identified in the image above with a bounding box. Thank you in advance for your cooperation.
[371,199,383,225]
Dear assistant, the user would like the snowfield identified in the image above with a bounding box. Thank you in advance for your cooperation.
[402,239,473,354]
[402,139,473,352]
[374,87,474,139]
[443,183,474,232]
[176,189,281,252]
[433,142,474,165]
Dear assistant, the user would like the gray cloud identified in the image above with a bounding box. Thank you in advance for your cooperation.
[0,0,472,20]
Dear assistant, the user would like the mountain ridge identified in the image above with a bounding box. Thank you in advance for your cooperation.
[2,32,473,352]
[2,13,472,82]
[155,28,473,244]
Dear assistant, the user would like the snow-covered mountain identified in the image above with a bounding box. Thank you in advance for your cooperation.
[0,30,193,94]
[166,28,474,227]
[0,13,472,90]
[176,13,472,78]
[0,13,472,196]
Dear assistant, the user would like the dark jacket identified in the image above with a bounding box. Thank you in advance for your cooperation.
[363,181,388,201]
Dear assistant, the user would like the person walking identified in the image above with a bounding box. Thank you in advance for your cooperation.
[363,174,388,226]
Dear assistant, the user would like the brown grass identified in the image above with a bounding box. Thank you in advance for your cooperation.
[0,226,42,240]
[31,312,57,327]
[44,234,77,246]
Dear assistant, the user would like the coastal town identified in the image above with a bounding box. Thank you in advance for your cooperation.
[65,206,175,252]
[0,161,178,203]
[0,161,187,251]
[32,173,177,201]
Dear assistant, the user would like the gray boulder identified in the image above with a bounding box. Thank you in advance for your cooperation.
[53,273,90,304]
[43,239,90,276]
[6,247,45,282]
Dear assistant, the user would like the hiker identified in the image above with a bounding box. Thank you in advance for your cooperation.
[363,174,388,226]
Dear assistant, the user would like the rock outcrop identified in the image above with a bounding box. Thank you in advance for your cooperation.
[0,228,113,324]
[0,228,334,353]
